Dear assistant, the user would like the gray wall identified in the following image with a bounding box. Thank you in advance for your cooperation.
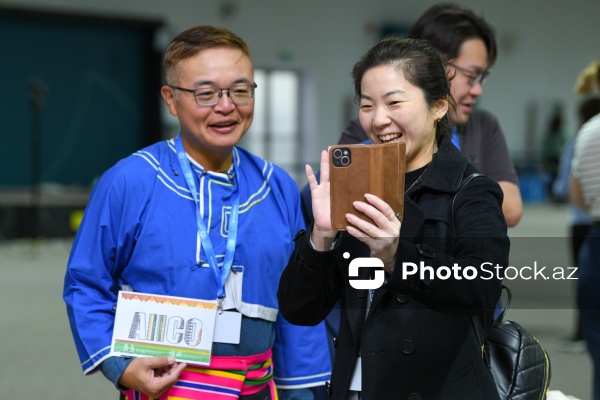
[5,0,600,166]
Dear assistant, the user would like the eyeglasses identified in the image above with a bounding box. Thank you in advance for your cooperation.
[447,63,490,86]
[169,83,257,106]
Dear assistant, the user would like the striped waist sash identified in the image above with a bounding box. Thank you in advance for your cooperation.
[122,348,277,399]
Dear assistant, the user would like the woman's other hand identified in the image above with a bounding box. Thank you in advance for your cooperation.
[307,150,336,250]
[346,193,400,274]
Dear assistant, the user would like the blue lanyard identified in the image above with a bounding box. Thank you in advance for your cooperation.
[174,135,239,309]
[450,126,461,150]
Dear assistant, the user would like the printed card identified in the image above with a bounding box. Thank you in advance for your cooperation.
[110,291,217,365]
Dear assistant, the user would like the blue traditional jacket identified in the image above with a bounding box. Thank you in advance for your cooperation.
[63,138,331,388]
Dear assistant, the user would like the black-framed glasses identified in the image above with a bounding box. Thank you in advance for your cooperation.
[447,63,490,86]
[169,83,257,106]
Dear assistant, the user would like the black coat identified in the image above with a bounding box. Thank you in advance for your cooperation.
[278,139,509,400]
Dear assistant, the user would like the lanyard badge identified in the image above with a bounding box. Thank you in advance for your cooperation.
[174,135,239,312]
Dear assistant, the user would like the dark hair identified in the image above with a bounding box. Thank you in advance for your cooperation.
[578,96,600,126]
[163,25,251,85]
[408,3,497,66]
[352,37,454,143]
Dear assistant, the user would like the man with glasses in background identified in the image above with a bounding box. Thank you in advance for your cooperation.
[64,25,330,400]
[334,2,523,227]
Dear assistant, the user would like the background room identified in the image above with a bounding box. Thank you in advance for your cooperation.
[1,0,599,398]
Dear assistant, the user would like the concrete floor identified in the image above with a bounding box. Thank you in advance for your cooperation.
[0,203,593,399]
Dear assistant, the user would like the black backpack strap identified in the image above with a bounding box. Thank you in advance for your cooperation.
[449,172,483,238]
[448,172,491,363]
[449,172,511,319]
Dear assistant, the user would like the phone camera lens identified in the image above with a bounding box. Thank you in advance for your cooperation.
[340,156,350,166]
[333,148,343,159]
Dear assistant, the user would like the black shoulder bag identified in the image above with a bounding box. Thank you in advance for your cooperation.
[451,173,552,400]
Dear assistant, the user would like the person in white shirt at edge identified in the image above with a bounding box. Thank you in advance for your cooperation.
[570,59,600,400]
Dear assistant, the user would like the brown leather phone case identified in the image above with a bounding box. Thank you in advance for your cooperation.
[329,142,406,231]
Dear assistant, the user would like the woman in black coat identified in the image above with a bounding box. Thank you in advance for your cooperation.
[277,37,509,400]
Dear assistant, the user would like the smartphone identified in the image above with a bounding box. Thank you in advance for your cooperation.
[329,141,406,231]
